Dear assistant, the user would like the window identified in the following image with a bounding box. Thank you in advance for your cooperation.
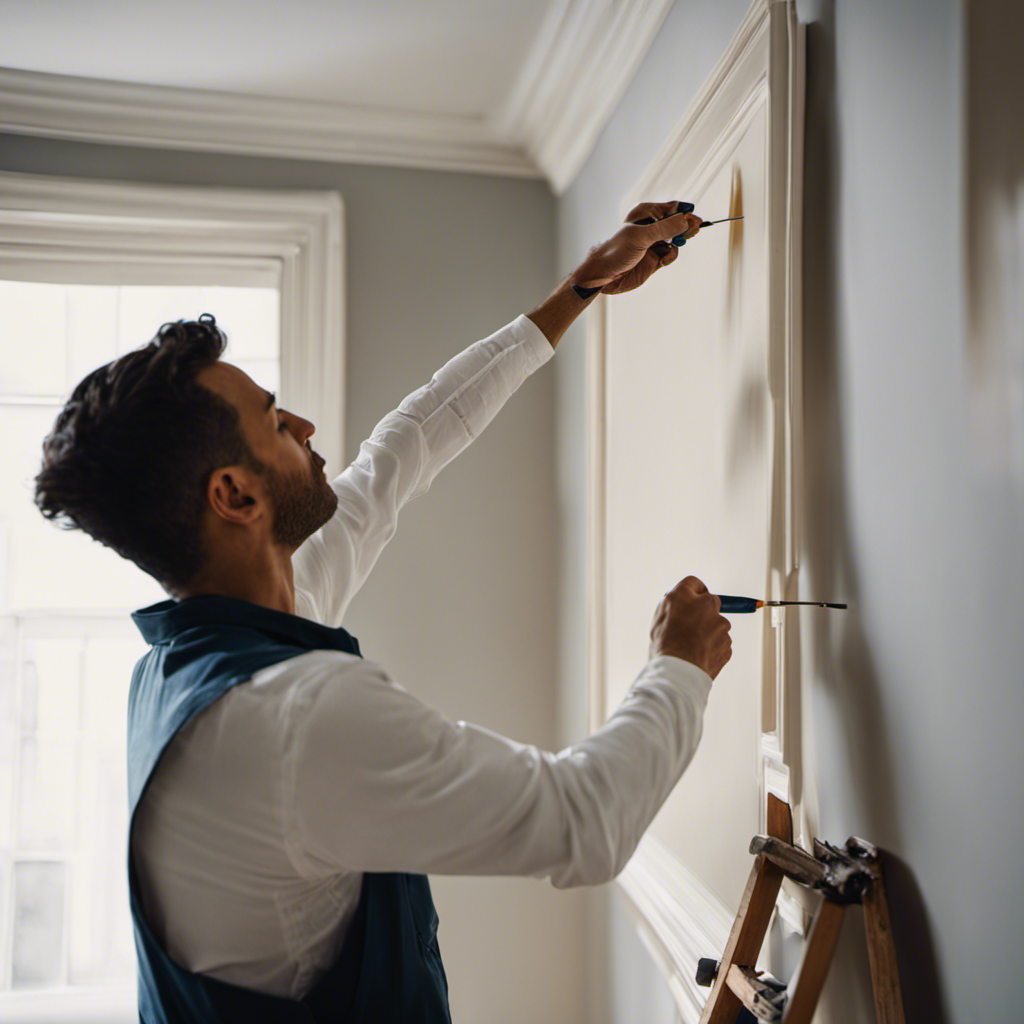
[0,171,342,1023]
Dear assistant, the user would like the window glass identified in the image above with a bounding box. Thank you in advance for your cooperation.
[1,279,280,991]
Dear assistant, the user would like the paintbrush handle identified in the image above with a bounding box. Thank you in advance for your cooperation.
[717,595,761,614]
[573,202,699,300]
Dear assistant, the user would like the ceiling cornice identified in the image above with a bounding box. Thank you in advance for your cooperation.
[0,66,540,180]
[0,0,676,194]
[491,0,677,193]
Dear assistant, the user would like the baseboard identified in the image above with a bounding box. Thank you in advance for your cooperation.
[614,834,735,1023]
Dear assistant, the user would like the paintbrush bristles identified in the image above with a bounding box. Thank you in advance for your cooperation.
[763,600,848,609]
[700,215,744,227]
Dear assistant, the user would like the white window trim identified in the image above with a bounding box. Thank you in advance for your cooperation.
[0,169,345,475]
[585,1,806,1018]
[0,171,343,1022]
[0,983,138,1024]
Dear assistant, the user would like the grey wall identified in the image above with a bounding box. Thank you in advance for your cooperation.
[0,134,588,1023]
[557,0,1022,1021]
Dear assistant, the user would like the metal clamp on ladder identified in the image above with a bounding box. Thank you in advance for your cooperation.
[696,795,906,1024]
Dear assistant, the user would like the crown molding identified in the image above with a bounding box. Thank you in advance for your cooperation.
[0,66,540,181]
[0,0,677,193]
[490,0,677,194]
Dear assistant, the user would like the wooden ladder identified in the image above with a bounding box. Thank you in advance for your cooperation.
[697,795,906,1024]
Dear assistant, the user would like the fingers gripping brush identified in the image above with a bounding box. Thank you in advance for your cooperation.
[716,595,848,613]
[572,202,745,299]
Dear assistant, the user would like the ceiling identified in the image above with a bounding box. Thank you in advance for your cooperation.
[0,0,552,118]
[0,0,678,191]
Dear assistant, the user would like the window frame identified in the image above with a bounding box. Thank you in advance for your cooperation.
[0,169,345,475]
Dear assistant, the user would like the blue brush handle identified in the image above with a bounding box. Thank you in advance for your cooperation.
[669,201,696,246]
[717,594,760,614]
[641,201,695,246]
[572,202,696,300]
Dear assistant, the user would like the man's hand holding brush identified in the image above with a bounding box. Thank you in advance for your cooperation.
[526,198,703,349]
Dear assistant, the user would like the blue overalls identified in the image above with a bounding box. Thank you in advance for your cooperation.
[127,595,452,1024]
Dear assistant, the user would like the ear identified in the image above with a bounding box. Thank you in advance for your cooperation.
[206,467,264,525]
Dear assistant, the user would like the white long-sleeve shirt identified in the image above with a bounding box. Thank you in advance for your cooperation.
[131,314,712,1000]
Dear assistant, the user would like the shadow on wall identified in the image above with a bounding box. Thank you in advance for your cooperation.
[800,10,949,1022]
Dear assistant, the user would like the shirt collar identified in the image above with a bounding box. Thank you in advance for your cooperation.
[131,594,361,655]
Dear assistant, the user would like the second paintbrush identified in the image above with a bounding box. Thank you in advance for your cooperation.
[716,594,847,613]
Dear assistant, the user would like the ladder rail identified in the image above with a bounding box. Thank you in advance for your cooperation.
[696,799,907,1024]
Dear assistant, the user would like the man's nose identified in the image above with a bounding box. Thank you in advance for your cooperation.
[285,409,315,442]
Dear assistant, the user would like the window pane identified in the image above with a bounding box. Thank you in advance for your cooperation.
[115,285,279,361]
[12,861,66,989]
[114,285,210,355]
[17,637,82,851]
[0,279,278,401]
[0,281,68,396]
[22,636,81,736]
[0,617,14,849]
[191,286,279,361]
[233,358,279,397]
[68,636,140,984]
[66,285,120,393]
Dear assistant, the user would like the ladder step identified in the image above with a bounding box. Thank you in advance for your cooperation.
[699,801,906,1024]
[724,964,788,1022]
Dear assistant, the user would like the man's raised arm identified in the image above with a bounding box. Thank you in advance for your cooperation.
[292,201,703,626]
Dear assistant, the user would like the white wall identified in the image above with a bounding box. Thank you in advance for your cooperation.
[556,0,1024,1021]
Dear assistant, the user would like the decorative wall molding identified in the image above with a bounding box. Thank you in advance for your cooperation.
[616,835,735,1022]
[0,0,676,194]
[586,0,807,1016]
[617,0,806,843]
[624,0,782,203]
[0,169,346,477]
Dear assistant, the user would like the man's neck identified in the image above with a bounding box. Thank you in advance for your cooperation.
[176,554,297,615]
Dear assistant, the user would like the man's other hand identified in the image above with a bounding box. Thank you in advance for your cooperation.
[648,575,732,681]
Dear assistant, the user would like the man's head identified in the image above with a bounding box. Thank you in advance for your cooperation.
[34,314,338,597]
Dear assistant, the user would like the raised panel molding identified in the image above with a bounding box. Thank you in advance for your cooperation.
[0,0,676,193]
[586,1,806,1018]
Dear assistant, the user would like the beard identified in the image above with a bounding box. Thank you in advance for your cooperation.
[261,449,339,549]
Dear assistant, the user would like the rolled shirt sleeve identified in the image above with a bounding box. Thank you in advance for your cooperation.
[285,654,711,889]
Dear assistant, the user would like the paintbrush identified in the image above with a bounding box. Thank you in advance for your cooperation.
[717,594,847,613]
[699,215,744,227]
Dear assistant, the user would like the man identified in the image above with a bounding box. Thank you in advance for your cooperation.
[34,200,731,1023]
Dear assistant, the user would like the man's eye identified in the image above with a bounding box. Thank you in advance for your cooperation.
[278,420,288,432]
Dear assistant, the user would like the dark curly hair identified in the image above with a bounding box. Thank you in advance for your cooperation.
[33,314,266,595]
